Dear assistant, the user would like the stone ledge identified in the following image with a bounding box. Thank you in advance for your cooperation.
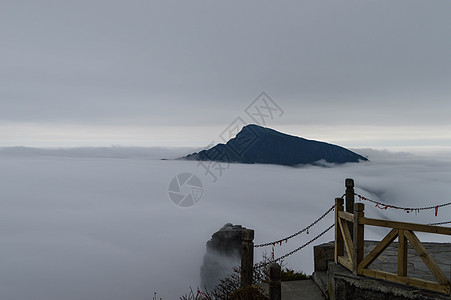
[312,271,328,299]
[326,261,450,300]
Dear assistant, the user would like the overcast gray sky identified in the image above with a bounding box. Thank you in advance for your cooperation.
[1,0,450,149]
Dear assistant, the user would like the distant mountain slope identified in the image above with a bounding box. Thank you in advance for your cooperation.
[182,124,368,166]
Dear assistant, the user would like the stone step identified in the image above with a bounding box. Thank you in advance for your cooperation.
[259,279,326,300]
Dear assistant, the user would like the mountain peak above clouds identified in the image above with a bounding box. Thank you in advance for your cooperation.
[182,124,368,166]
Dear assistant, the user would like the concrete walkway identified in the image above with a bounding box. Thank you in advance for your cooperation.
[259,279,325,300]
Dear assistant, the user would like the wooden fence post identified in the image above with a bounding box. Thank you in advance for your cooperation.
[335,198,344,263]
[346,178,355,239]
[398,229,408,277]
[268,262,281,300]
[241,228,254,288]
[353,203,364,275]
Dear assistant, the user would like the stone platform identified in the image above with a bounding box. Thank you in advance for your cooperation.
[313,241,451,300]
[364,241,451,283]
[258,279,325,300]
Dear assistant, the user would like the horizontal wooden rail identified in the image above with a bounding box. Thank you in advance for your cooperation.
[363,218,451,235]
[360,269,450,294]
[338,210,354,222]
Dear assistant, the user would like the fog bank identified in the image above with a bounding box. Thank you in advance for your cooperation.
[0,147,450,299]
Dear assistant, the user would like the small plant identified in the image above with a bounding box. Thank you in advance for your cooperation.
[229,286,269,300]
[182,252,310,299]
[281,268,311,281]
[180,287,213,300]
[183,254,272,300]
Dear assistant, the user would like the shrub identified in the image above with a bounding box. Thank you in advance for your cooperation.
[179,287,213,300]
[229,286,268,300]
[182,253,310,299]
[280,268,311,281]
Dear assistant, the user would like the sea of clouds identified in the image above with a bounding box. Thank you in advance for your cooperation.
[0,147,450,299]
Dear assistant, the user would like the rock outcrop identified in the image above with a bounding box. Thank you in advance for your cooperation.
[200,223,243,291]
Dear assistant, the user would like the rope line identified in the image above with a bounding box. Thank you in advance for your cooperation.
[254,205,335,248]
[272,223,334,264]
[355,193,451,214]
[251,190,450,270]
[427,220,451,226]
[255,223,334,268]
[354,192,451,225]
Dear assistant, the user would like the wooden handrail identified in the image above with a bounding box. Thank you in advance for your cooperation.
[363,217,451,235]
[334,179,451,295]
[337,210,354,222]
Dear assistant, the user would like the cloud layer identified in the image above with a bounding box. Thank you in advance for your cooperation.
[0,148,450,299]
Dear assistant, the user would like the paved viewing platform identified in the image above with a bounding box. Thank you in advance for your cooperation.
[312,241,451,300]
[259,241,451,299]
[364,241,451,283]
[257,240,450,299]
[259,279,325,300]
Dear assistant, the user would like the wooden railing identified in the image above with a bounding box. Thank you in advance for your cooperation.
[335,197,451,294]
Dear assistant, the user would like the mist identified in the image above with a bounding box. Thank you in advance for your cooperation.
[0,147,450,299]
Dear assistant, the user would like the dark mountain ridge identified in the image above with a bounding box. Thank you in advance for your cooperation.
[182,124,368,166]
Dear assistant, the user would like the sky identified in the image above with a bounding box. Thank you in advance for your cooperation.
[1,0,451,149]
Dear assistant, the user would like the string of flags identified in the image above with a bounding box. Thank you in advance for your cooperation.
[253,224,335,269]
[254,204,334,248]
[355,193,451,217]
[254,205,334,263]
[269,224,335,265]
